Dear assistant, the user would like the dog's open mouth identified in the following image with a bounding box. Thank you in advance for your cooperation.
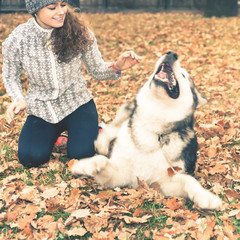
[155,63,177,89]
[154,63,179,99]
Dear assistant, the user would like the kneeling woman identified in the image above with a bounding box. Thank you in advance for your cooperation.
[2,0,140,167]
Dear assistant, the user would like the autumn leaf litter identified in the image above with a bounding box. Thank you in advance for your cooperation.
[0,12,239,239]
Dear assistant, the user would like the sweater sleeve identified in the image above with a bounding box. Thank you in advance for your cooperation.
[2,34,24,102]
[82,32,121,81]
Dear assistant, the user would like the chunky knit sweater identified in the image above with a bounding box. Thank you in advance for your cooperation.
[2,18,120,123]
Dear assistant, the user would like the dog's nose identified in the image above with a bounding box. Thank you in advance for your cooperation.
[166,51,178,60]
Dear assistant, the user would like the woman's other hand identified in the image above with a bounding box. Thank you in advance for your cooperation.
[6,98,27,124]
[114,51,141,71]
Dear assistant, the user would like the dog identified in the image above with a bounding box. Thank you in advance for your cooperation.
[69,51,222,210]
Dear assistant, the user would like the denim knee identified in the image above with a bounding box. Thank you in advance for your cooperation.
[18,148,51,168]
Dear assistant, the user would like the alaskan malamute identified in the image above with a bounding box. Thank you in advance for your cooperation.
[70,51,222,209]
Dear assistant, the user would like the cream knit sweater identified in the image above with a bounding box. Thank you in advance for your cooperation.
[2,18,120,123]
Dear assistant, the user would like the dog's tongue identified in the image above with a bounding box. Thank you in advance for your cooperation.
[157,71,168,79]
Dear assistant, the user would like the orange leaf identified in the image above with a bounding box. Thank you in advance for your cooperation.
[67,227,87,237]
[173,166,183,172]
[167,167,175,176]
[225,189,240,200]
[167,167,182,176]
[16,216,33,237]
[196,218,215,240]
[166,198,182,210]
[68,188,81,201]
[207,146,217,158]
[120,215,152,224]
[67,159,77,170]
[209,163,227,175]
[133,208,146,218]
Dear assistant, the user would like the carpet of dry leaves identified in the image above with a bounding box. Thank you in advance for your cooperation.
[0,12,239,240]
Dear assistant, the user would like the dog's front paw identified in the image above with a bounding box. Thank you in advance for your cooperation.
[68,159,79,175]
[194,190,222,210]
[68,159,92,176]
[68,156,109,177]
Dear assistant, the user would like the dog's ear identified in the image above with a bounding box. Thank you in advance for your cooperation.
[187,75,207,108]
[196,89,207,108]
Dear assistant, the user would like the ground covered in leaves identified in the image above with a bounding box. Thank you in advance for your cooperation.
[0,12,239,239]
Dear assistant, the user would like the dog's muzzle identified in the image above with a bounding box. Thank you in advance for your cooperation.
[153,51,180,99]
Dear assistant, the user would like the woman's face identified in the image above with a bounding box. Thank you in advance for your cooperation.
[36,1,67,29]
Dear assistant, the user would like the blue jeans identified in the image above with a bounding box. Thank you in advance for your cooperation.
[18,100,98,167]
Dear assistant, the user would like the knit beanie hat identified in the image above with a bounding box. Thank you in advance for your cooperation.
[25,0,67,14]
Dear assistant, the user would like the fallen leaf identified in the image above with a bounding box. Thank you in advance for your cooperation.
[166,198,182,210]
[207,146,218,158]
[67,227,87,237]
[120,215,152,224]
[71,209,90,219]
[209,163,227,175]
[84,215,109,233]
[228,209,240,217]
[41,187,59,199]
[225,189,240,200]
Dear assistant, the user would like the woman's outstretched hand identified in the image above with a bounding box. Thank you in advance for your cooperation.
[114,51,141,72]
[6,98,26,124]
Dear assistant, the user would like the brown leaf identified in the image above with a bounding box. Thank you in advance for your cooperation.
[133,208,149,218]
[16,216,33,237]
[67,226,87,237]
[120,215,152,224]
[151,182,161,191]
[207,146,218,158]
[173,166,183,172]
[71,209,91,219]
[209,163,227,175]
[223,221,237,239]
[137,178,150,189]
[36,215,55,229]
[167,167,175,176]
[167,167,182,176]
[97,189,116,199]
[7,211,18,221]
[19,186,38,202]
[84,215,109,234]
[166,198,182,210]
[68,188,81,201]
[228,209,240,217]
[41,187,59,199]
[23,205,41,219]
[46,198,65,214]
[67,159,77,170]
[196,218,215,240]
[225,189,240,200]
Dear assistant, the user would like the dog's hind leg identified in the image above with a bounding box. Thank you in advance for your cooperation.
[110,100,136,128]
[95,101,136,156]
[160,173,222,210]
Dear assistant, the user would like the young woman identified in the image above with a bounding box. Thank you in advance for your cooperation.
[2,0,140,167]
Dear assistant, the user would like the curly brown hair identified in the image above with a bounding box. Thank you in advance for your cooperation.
[51,8,93,63]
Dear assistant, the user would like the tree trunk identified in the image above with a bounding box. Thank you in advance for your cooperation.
[103,0,109,9]
[164,0,170,10]
[194,0,206,10]
[123,0,136,9]
[69,0,80,8]
[204,0,238,17]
